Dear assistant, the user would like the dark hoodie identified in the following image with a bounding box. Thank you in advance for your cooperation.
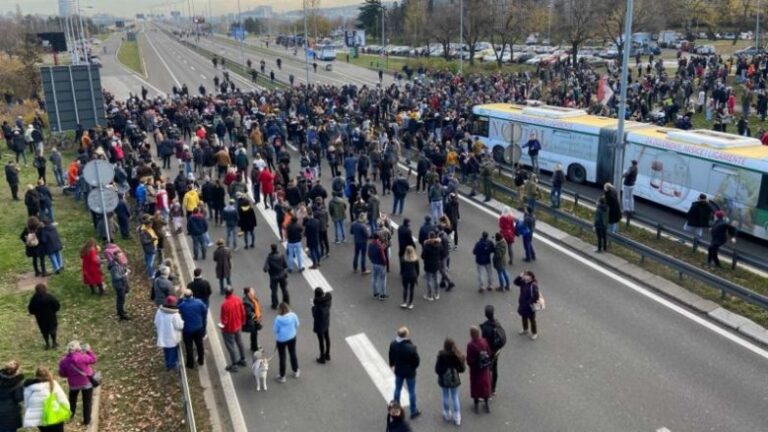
[0,368,24,431]
[311,292,332,334]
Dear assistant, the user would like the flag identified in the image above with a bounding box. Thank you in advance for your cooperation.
[598,75,614,105]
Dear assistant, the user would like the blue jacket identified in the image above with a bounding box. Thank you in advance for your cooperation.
[367,240,387,266]
[350,221,370,244]
[178,297,208,333]
[343,156,357,177]
[187,214,208,236]
[135,184,147,202]
[273,312,300,342]
[473,238,494,265]
[221,205,239,228]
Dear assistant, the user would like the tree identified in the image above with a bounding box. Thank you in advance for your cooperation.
[428,4,459,60]
[555,0,599,67]
[358,0,383,38]
[597,0,662,59]
[403,0,427,46]
[461,0,492,65]
[487,0,534,67]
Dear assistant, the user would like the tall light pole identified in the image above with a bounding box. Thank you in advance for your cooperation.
[757,0,761,52]
[236,0,245,69]
[613,0,633,191]
[459,0,464,74]
[304,0,311,85]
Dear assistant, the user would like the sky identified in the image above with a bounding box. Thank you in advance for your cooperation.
[0,0,362,18]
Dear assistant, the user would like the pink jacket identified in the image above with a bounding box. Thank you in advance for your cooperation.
[59,350,97,389]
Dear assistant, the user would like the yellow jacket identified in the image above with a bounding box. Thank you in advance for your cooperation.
[182,189,200,212]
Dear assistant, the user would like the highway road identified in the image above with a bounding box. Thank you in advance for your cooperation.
[99,29,768,432]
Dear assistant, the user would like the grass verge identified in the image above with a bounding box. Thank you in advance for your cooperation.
[338,52,536,75]
[0,149,211,432]
[489,175,768,327]
[117,40,145,76]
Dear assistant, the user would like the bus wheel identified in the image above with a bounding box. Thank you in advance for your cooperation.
[567,164,587,184]
[492,146,505,163]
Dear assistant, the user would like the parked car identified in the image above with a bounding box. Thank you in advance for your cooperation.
[694,44,716,55]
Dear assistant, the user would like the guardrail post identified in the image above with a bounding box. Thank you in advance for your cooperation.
[656,223,662,240]
[571,193,579,215]
[625,211,631,228]
[691,237,698,253]
[731,251,738,271]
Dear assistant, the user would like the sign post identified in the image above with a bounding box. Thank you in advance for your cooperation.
[83,160,116,244]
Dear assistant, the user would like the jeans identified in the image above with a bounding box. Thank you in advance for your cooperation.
[309,245,321,266]
[40,205,54,222]
[69,387,94,425]
[441,386,461,422]
[243,230,254,247]
[622,185,635,213]
[424,272,438,298]
[192,235,207,259]
[550,186,562,208]
[218,277,231,294]
[287,242,304,271]
[526,198,537,212]
[393,375,418,416]
[48,251,63,272]
[114,279,127,316]
[276,337,298,377]
[222,331,246,366]
[144,251,156,278]
[163,346,179,369]
[496,268,510,289]
[353,242,367,272]
[476,264,493,289]
[609,223,619,234]
[530,154,539,173]
[316,331,330,358]
[392,196,405,215]
[523,235,536,261]
[372,264,387,296]
[269,277,289,308]
[430,200,444,221]
[53,166,65,186]
[183,328,205,366]
[226,226,237,249]
[333,219,345,242]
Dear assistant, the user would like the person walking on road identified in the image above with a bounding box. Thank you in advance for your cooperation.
[622,160,639,214]
[312,287,332,363]
[479,305,506,395]
[435,338,466,426]
[368,233,389,299]
[399,245,420,309]
[22,366,70,431]
[178,289,208,369]
[472,231,495,292]
[242,287,263,353]
[263,243,290,309]
[274,302,301,382]
[213,239,232,295]
[707,210,737,268]
[0,360,24,432]
[187,208,209,260]
[220,286,247,372]
[27,283,60,350]
[351,214,371,274]
[514,270,541,340]
[389,326,421,419]
[466,326,492,413]
[187,268,212,307]
[237,198,258,249]
[154,295,184,370]
[58,341,97,426]
[222,198,239,250]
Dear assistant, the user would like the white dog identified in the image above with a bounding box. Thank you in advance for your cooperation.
[252,350,272,391]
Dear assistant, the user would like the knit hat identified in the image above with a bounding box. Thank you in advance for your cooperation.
[714,210,725,219]
[165,295,177,306]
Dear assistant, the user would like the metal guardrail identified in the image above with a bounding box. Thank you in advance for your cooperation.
[496,165,768,274]
[487,180,768,311]
[177,347,197,431]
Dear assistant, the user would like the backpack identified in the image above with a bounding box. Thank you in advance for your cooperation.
[478,349,493,370]
[515,219,530,237]
[441,367,461,388]
[26,232,39,247]
[489,322,507,352]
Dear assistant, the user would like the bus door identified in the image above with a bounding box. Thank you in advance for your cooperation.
[597,128,617,185]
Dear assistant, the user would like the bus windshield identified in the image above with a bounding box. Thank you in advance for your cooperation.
[470,115,489,137]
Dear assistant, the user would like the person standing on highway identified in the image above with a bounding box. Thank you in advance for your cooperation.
[312,287,332,364]
[388,326,421,419]
[328,193,348,243]
[399,245,420,309]
[351,213,371,274]
[621,160,639,215]
[178,289,207,368]
[685,193,715,242]
[466,326,492,413]
[521,207,537,262]
[472,231,495,292]
[220,286,247,373]
[368,233,389,299]
[522,131,542,174]
[514,270,540,340]
[428,179,444,221]
[434,337,465,426]
[706,210,737,268]
[397,218,416,259]
[594,197,609,252]
[286,217,305,273]
[493,233,511,291]
[222,198,239,250]
[551,163,565,208]
[603,183,622,233]
[213,239,232,295]
[274,302,301,382]
[187,208,209,260]
[421,231,442,301]
[187,268,212,307]
[479,305,506,396]
[443,193,460,249]
[242,287,263,353]
[154,295,184,370]
[237,197,258,249]
[498,206,516,264]
[304,210,322,269]
[263,243,290,309]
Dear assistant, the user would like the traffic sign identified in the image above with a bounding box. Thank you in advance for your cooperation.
[87,188,119,214]
[82,160,115,187]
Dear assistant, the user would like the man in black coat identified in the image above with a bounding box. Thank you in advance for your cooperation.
[707,211,736,268]
[417,215,434,246]
[115,193,132,239]
[391,172,409,215]
[388,326,421,419]
[27,283,60,349]
[397,218,416,259]
[685,193,715,241]
[187,268,213,307]
[4,160,19,200]
[263,243,290,309]
[311,287,332,363]
[479,305,506,396]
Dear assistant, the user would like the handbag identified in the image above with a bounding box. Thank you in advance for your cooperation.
[74,365,101,388]
[531,284,546,312]
[42,387,71,426]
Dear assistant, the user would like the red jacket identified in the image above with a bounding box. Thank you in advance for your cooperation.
[220,294,245,333]
[259,169,275,194]
[499,214,516,243]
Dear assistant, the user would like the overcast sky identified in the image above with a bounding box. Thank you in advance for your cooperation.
[0,0,361,17]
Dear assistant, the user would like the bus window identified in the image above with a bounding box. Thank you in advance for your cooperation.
[470,115,489,137]
[758,175,768,211]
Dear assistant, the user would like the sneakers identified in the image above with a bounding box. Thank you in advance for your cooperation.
[407,304,414,310]
[400,302,408,309]
[434,292,440,300]
[379,294,389,300]
[276,375,287,383]
[294,369,301,378]
[423,295,434,302]
[519,330,529,335]
[530,333,538,340]
[410,410,422,419]
[225,365,239,373]
[361,270,371,275]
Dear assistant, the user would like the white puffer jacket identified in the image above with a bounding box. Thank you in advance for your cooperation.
[23,379,69,427]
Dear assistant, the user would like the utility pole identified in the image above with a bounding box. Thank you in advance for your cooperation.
[613,0,633,191]
[757,0,761,52]
[237,0,245,69]
[459,0,463,74]
[304,0,311,85]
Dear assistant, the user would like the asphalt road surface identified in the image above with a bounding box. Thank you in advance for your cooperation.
[99,30,768,432]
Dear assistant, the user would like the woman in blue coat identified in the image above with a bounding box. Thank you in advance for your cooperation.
[513,270,540,340]
[38,218,63,274]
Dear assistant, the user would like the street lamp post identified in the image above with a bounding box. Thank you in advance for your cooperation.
[757,0,761,52]
[304,0,311,85]
[236,0,245,69]
[459,0,463,74]
[613,0,634,191]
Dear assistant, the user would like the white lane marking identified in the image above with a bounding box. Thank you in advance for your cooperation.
[431,163,768,361]
[200,74,206,80]
[657,428,671,432]
[190,65,196,71]
[143,29,181,87]
[346,333,409,407]
[172,221,248,432]
[130,74,166,97]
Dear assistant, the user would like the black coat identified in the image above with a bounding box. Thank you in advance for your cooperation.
[311,292,332,333]
[38,224,62,254]
[27,291,60,333]
[0,371,24,431]
[513,276,540,318]
[187,278,212,302]
[24,189,40,214]
[604,190,622,224]
[434,350,465,388]
[238,205,258,231]
[21,227,44,258]
[421,239,442,273]
[397,225,416,256]
[304,217,321,248]
[686,200,715,228]
[399,259,420,282]
[388,338,420,378]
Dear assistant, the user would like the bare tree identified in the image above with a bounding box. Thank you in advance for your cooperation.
[462,0,492,65]
[404,0,427,47]
[598,0,661,58]
[428,5,459,60]
[487,0,534,67]
[556,0,599,67]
